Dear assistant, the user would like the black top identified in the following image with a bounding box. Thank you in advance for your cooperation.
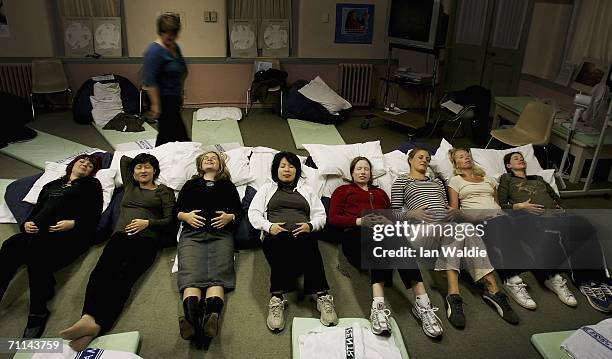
[176,177,243,232]
[26,175,103,235]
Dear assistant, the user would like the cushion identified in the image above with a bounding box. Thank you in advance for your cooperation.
[298,76,352,114]
[303,141,385,180]
[470,143,544,179]
[429,138,455,183]
[247,147,279,190]
[224,147,254,186]
[195,107,243,121]
[23,162,117,212]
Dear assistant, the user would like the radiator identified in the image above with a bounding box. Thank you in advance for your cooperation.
[338,63,373,107]
[0,63,32,98]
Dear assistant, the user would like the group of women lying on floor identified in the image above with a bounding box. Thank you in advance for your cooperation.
[0,146,610,350]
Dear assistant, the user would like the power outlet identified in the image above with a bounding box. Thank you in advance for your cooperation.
[210,11,217,22]
[203,11,211,22]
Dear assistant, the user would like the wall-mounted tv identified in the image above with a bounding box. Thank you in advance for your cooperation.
[386,0,446,50]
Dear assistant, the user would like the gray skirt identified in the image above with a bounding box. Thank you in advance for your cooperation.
[177,227,236,292]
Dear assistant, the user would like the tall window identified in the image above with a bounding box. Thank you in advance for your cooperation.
[566,0,612,64]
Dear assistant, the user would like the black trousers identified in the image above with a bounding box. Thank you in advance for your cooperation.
[262,231,330,295]
[0,231,90,314]
[483,214,607,285]
[82,232,159,333]
[155,95,189,146]
[341,227,423,288]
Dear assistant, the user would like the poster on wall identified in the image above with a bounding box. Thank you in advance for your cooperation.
[63,17,94,57]
[334,3,374,44]
[93,17,122,57]
[228,19,257,58]
[261,19,289,58]
[0,0,9,38]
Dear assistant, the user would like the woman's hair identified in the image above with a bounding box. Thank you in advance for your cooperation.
[503,151,523,173]
[349,156,374,186]
[193,151,231,182]
[407,147,431,161]
[157,13,181,35]
[64,154,102,178]
[448,148,486,177]
[271,151,302,185]
[129,153,160,183]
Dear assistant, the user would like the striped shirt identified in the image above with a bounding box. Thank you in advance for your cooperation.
[391,174,448,221]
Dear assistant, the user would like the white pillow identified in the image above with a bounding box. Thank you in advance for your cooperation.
[429,138,455,183]
[23,162,117,212]
[470,144,544,179]
[247,147,279,190]
[303,141,385,180]
[322,175,348,198]
[301,165,326,198]
[298,76,352,114]
[224,147,254,186]
[195,107,243,121]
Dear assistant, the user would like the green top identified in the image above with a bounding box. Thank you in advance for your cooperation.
[497,173,562,209]
[113,156,176,240]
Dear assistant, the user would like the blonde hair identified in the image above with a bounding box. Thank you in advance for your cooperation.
[448,148,486,177]
[193,151,232,182]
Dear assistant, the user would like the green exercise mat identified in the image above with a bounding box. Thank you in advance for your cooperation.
[287,118,345,150]
[94,122,158,150]
[0,130,93,169]
[531,330,574,359]
[191,113,244,146]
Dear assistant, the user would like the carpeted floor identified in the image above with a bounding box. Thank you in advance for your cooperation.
[0,109,611,359]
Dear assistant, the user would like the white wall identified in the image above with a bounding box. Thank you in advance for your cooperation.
[0,0,54,57]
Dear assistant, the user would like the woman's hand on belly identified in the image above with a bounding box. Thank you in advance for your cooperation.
[269,223,288,236]
[49,220,75,232]
[125,219,150,235]
[292,223,311,236]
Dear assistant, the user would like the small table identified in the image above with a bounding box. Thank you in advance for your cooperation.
[362,109,426,141]
[493,97,612,183]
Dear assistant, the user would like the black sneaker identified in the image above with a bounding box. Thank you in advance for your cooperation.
[483,291,519,325]
[445,294,466,329]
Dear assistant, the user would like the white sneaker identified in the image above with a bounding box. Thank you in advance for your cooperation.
[267,296,287,332]
[412,302,443,338]
[503,276,537,310]
[370,301,391,336]
[316,294,339,326]
[544,274,577,307]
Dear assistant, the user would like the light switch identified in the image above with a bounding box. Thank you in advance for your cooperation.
[203,11,211,22]
[210,11,217,22]
[321,13,329,23]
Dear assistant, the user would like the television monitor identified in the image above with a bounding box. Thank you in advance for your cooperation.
[386,0,446,50]
[571,58,611,94]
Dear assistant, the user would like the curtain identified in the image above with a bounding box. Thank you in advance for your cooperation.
[567,0,612,64]
[232,0,291,19]
[59,0,120,17]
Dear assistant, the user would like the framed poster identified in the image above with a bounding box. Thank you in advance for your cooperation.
[63,17,94,57]
[0,0,10,38]
[335,3,374,44]
[93,17,122,57]
[229,19,257,57]
[261,19,289,58]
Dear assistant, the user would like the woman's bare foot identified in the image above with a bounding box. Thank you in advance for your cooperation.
[59,314,101,352]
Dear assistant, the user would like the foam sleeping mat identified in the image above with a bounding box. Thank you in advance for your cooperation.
[93,122,158,150]
[287,118,345,150]
[191,112,244,146]
[0,130,93,169]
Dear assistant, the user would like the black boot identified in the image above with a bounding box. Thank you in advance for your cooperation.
[22,310,50,339]
[180,296,201,340]
[202,296,224,338]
